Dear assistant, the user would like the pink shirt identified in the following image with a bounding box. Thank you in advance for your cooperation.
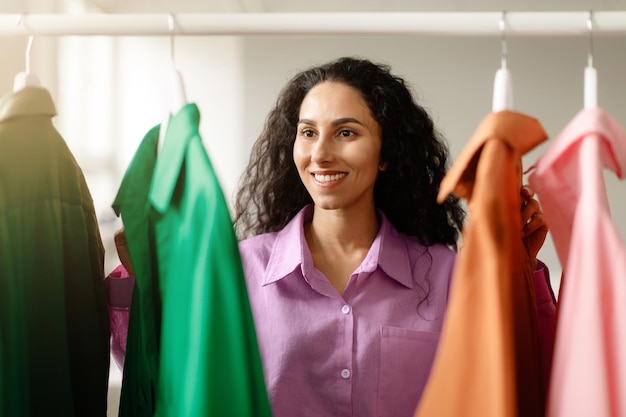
[105,264,135,370]
[239,204,556,417]
[529,108,626,417]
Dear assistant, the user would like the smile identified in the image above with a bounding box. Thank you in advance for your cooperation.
[314,173,347,183]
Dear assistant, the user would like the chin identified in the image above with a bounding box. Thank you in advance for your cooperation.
[311,200,343,211]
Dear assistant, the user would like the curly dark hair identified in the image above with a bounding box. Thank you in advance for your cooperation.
[234,56,465,248]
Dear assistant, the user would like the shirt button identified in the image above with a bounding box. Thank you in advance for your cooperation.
[341,369,351,379]
[341,305,351,314]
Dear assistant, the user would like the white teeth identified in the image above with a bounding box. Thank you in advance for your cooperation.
[314,173,347,183]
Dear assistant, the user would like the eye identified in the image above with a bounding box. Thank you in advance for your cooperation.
[338,129,355,138]
[302,128,315,137]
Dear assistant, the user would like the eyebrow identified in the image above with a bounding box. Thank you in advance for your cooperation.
[297,117,365,127]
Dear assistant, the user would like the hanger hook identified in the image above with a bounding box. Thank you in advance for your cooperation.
[17,13,34,75]
[168,12,178,69]
[587,10,594,68]
[26,36,35,75]
[16,12,25,28]
[499,11,508,69]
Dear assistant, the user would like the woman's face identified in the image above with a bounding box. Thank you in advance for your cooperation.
[294,81,384,213]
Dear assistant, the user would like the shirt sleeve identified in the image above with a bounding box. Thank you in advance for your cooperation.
[532,260,557,395]
[105,264,135,370]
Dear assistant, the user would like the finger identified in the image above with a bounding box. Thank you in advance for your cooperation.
[523,213,548,237]
[113,227,135,275]
[114,227,127,246]
[521,198,541,226]
[520,185,535,201]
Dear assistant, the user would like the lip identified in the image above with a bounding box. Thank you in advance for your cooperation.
[311,170,345,176]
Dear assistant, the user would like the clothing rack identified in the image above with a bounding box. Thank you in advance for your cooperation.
[0,11,626,36]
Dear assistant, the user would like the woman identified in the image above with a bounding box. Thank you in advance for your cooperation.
[233,56,551,417]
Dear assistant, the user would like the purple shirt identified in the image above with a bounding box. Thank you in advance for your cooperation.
[239,205,456,417]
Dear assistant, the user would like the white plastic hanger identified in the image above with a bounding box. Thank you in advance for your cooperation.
[158,13,188,152]
[167,13,187,115]
[13,34,41,92]
[492,11,513,112]
[584,11,598,109]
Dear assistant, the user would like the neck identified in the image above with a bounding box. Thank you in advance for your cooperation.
[304,204,381,294]
[305,204,380,254]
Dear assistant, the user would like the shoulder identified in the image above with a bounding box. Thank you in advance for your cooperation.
[390,223,457,269]
[238,205,310,280]
[423,241,457,265]
[411,239,456,273]
[398,233,457,291]
[378,211,457,286]
[238,231,279,270]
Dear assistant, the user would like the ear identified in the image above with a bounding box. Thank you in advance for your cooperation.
[379,161,388,172]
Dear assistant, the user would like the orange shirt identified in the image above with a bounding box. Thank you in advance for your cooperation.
[415,111,548,417]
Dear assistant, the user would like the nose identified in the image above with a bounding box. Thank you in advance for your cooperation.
[310,133,334,164]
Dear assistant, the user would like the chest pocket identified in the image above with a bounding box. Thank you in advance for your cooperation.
[377,326,440,417]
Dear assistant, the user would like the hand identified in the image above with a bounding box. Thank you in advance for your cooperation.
[520,185,548,270]
[114,227,135,276]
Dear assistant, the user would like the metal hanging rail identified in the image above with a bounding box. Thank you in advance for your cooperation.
[0,11,625,36]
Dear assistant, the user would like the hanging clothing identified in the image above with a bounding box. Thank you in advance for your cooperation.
[416,111,550,417]
[106,264,135,370]
[529,108,626,417]
[114,104,272,417]
[0,86,109,416]
[114,123,161,417]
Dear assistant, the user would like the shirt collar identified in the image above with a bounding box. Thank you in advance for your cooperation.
[372,212,415,289]
[149,103,200,213]
[534,108,626,179]
[262,205,313,286]
[438,110,547,203]
[0,86,56,123]
[262,204,414,289]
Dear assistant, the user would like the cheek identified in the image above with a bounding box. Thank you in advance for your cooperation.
[293,149,312,188]
[292,141,309,169]
[359,148,384,173]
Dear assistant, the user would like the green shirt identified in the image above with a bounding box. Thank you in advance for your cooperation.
[0,87,109,416]
[115,104,272,416]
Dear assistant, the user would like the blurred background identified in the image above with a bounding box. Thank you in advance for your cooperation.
[2,1,625,415]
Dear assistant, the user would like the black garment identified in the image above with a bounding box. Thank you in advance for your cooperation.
[0,87,109,416]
